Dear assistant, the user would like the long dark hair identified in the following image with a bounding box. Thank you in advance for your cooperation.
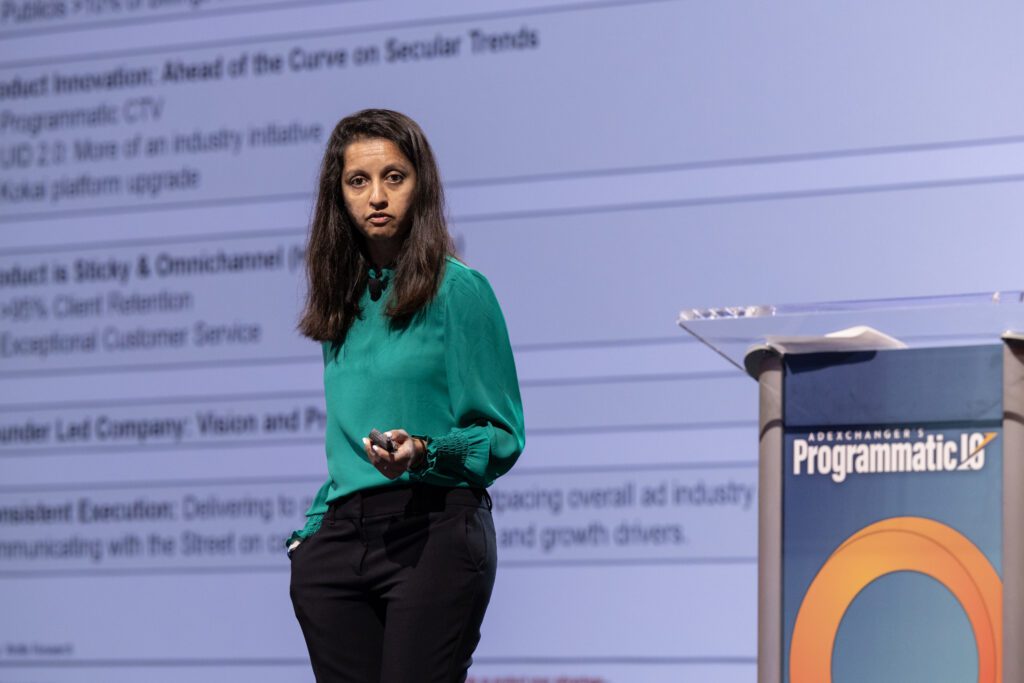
[298,109,455,344]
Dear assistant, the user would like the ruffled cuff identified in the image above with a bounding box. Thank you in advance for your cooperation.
[284,511,324,548]
[431,430,469,461]
[407,429,490,483]
[406,434,438,481]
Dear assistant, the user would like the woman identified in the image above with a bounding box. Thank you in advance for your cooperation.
[288,109,525,683]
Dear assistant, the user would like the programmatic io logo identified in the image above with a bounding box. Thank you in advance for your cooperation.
[791,429,998,483]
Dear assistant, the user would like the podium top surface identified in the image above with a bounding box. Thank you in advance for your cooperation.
[677,290,1024,377]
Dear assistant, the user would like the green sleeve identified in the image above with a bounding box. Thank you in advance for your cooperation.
[286,351,333,549]
[285,479,330,547]
[283,344,337,547]
[411,270,525,486]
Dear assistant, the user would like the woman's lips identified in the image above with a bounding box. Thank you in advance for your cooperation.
[368,215,392,225]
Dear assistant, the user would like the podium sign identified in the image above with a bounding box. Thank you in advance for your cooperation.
[783,346,1002,682]
[678,293,1024,683]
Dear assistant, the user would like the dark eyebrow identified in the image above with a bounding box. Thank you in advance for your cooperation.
[344,163,410,179]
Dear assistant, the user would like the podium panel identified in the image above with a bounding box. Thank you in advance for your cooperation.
[782,346,1002,682]
[678,292,1024,683]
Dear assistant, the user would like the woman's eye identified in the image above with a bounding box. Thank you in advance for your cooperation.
[348,177,366,187]
[386,173,404,183]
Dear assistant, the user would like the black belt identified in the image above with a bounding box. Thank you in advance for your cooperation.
[327,483,492,521]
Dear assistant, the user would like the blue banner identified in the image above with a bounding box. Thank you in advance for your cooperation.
[781,346,1003,683]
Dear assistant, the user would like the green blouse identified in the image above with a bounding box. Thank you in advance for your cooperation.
[289,257,525,544]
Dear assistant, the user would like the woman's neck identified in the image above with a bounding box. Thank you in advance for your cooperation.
[365,240,400,271]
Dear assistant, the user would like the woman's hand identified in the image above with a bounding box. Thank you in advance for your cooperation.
[362,429,427,479]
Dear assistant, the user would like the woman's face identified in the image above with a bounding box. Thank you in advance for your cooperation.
[341,138,418,258]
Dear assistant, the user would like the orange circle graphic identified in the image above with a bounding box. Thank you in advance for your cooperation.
[789,516,1002,683]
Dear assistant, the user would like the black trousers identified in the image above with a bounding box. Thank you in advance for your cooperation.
[289,484,497,683]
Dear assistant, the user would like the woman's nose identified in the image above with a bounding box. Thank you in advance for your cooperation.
[369,181,388,207]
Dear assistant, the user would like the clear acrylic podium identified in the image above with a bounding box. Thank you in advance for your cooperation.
[679,291,1024,683]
